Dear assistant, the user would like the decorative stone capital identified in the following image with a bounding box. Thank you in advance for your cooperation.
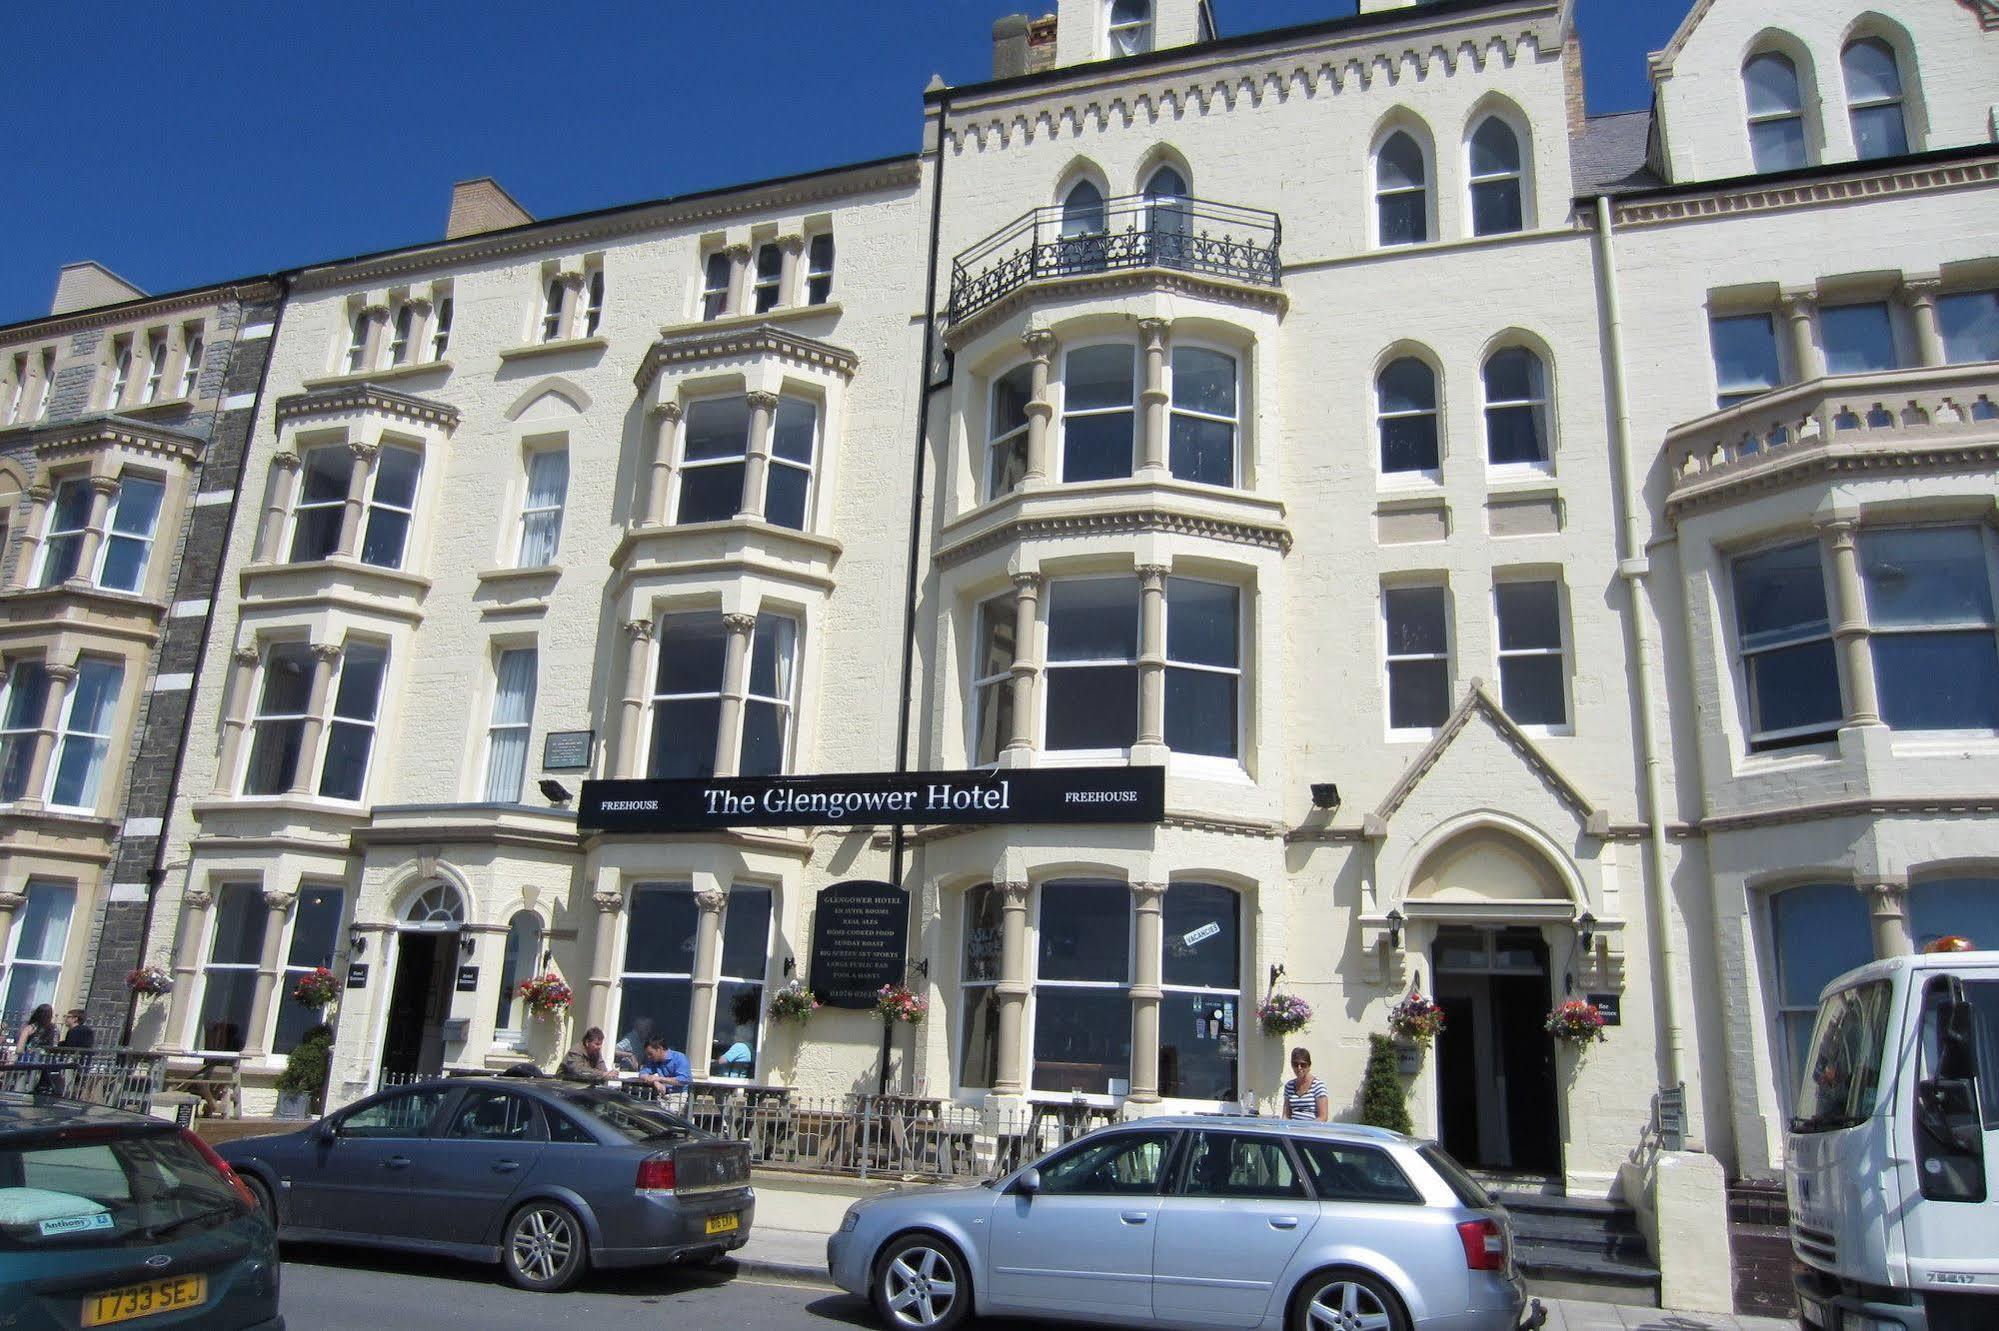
[261,888,298,913]
[1779,291,1818,321]
[0,891,27,914]
[1816,514,1861,548]
[556,270,587,291]
[1131,881,1168,907]
[181,888,213,911]
[270,450,301,472]
[1861,879,1909,908]
[25,484,53,504]
[1136,563,1170,587]
[725,243,753,262]
[1899,279,1941,307]
[44,662,78,684]
[359,303,390,320]
[592,890,626,915]
[404,297,434,315]
[695,887,728,915]
[347,441,379,463]
[1020,329,1056,362]
[997,880,1032,908]
[1136,318,1168,348]
[88,474,121,498]
[722,611,759,636]
[744,390,780,413]
[624,618,654,642]
[232,646,261,668]
[655,401,684,423]
[1010,570,1045,595]
[778,234,807,255]
[309,642,344,664]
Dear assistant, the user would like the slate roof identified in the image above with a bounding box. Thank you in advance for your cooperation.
[1572,108,1664,198]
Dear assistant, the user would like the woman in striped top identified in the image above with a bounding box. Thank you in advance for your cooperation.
[1281,1046,1329,1121]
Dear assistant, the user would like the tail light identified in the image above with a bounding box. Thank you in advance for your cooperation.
[1457,1217,1507,1272]
[181,1129,259,1213]
[635,1154,677,1193]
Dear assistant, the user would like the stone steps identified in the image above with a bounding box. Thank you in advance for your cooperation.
[1495,1190,1662,1309]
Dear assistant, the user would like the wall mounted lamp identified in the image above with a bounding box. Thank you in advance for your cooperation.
[1385,909,1405,951]
[1309,783,1341,811]
[348,932,367,956]
[460,934,476,955]
[782,956,796,977]
[1576,911,1597,953]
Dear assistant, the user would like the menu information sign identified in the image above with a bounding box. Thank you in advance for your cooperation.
[810,880,909,1010]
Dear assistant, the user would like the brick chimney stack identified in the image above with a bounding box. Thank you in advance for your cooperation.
[445,178,533,240]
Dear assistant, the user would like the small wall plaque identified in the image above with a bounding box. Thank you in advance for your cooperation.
[456,965,480,993]
[345,963,369,989]
[1587,992,1622,1027]
[543,730,594,772]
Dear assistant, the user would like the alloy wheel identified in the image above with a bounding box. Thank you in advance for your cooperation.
[880,1244,958,1328]
[1304,1279,1393,1331]
[511,1207,575,1284]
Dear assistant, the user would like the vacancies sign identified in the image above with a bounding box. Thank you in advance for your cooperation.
[578,765,1162,833]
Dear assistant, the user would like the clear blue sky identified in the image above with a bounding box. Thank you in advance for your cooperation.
[0,0,1687,326]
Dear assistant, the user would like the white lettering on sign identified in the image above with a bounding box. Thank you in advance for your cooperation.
[1182,922,1221,948]
[600,799,660,811]
[1064,789,1138,803]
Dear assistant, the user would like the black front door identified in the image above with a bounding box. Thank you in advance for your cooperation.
[1433,928,1560,1175]
[381,933,448,1078]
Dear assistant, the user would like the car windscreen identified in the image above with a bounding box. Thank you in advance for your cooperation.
[565,1094,700,1143]
[0,1129,246,1251]
[1793,978,1894,1133]
[1417,1144,1494,1210]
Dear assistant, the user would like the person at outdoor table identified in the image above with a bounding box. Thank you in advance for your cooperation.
[557,1026,619,1084]
[15,1005,57,1060]
[635,1036,690,1092]
[1281,1046,1329,1121]
[716,1041,754,1078]
[58,1010,94,1050]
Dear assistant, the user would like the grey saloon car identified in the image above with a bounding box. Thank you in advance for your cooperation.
[218,1076,752,1291]
[828,1116,1541,1331]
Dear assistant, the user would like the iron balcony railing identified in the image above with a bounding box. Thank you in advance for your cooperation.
[947,194,1282,324]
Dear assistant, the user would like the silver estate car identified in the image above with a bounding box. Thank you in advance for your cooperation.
[828,1116,1542,1331]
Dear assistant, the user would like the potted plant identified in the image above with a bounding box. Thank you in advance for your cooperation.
[767,980,820,1025]
[1357,1034,1413,1133]
[1256,991,1312,1037]
[1387,989,1446,1062]
[274,1025,333,1119]
[291,966,338,1009]
[873,983,927,1025]
[126,965,173,999]
[516,972,573,1020]
[1546,998,1609,1051]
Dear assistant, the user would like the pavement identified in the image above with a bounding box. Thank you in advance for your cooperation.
[726,1225,1799,1331]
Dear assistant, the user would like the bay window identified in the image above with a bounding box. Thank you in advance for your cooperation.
[740,616,798,778]
[648,612,728,779]
[711,887,772,1076]
[1377,358,1439,475]
[289,447,351,562]
[1159,883,1240,1101]
[0,662,49,801]
[765,397,818,531]
[36,479,93,587]
[676,396,749,525]
[243,643,313,796]
[516,448,569,566]
[1767,884,1872,1104]
[972,592,1016,765]
[1045,578,1140,752]
[273,885,344,1054]
[97,475,164,592]
[482,647,538,803]
[1163,577,1240,760]
[958,884,1002,1090]
[197,884,268,1052]
[1033,881,1131,1095]
[46,659,122,809]
[1732,540,1841,749]
[1168,347,1237,487]
[1820,301,1899,375]
[617,884,697,1062]
[0,880,74,1014]
[318,642,388,800]
[1062,344,1137,482]
[1710,313,1783,409]
[1383,584,1450,731]
[359,444,422,569]
[1860,526,1999,731]
[987,365,1032,500]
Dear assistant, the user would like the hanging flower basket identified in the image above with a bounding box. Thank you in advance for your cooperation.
[1257,992,1312,1037]
[126,965,174,998]
[1546,998,1609,1048]
[874,983,927,1025]
[767,980,820,1024]
[516,972,573,1019]
[1387,990,1446,1048]
[291,967,339,1008]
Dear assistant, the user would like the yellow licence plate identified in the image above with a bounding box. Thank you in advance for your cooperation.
[82,1274,206,1328]
[704,1213,740,1235]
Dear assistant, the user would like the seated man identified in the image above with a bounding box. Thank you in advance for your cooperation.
[634,1036,691,1093]
[557,1026,618,1085]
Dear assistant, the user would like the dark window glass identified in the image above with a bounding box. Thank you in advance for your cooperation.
[1468,117,1524,236]
[1377,358,1439,473]
[1710,313,1783,408]
[1376,132,1429,245]
[1770,885,1873,1096]
[1938,291,1999,365]
[1036,1130,1174,1196]
[448,1090,538,1141]
[1165,578,1239,759]
[1045,579,1140,751]
[1821,302,1898,375]
[1182,1132,1306,1199]
[678,398,750,524]
[1384,586,1450,729]
[1483,348,1547,465]
[1297,1141,1422,1204]
[1733,540,1840,747]
[289,448,352,563]
[1861,527,1999,731]
[274,885,344,1053]
[340,1089,448,1139]
[1062,344,1136,482]
[1033,881,1131,1095]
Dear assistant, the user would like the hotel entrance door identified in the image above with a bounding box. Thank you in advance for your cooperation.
[1432,927,1560,1175]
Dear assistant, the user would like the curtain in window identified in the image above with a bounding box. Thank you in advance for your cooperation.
[48,660,123,809]
[483,648,539,803]
[1,882,74,1014]
[517,451,569,567]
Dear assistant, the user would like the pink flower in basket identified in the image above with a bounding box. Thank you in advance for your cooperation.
[1545,998,1608,1047]
[291,967,338,1008]
[874,984,927,1025]
[1387,991,1446,1047]
[516,972,573,1018]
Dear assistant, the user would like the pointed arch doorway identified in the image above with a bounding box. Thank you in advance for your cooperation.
[381,882,466,1079]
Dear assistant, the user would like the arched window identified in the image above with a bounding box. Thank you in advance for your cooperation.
[1033,880,1132,1094]
[1143,165,1192,266]
[388,304,414,366]
[345,309,370,374]
[1482,347,1550,466]
[1744,52,1809,172]
[1374,131,1429,247]
[1159,883,1241,1101]
[404,882,465,929]
[494,909,539,1036]
[1377,357,1439,475]
[1108,0,1152,56]
[539,277,565,341]
[1468,117,1525,236]
[1842,38,1909,160]
[1058,180,1109,273]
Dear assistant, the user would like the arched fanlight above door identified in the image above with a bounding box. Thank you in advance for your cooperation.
[403,882,466,930]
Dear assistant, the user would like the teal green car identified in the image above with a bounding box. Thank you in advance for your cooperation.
[0,1091,282,1330]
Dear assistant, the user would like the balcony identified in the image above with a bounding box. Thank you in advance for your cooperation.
[1663,363,1999,519]
[947,195,1282,326]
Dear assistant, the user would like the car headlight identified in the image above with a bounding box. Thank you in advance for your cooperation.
[840,1208,861,1233]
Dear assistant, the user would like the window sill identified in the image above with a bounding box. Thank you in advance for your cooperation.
[119,396,194,419]
[302,360,454,390]
[497,336,608,363]
[938,475,1290,566]
[0,804,118,834]
[0,581,167,619]
[659,303,843,340]
[1377,471,1442,491]
[475,563,562,587]
[612,518,843,576]
[1487,462,1557,486]
[242,557,431,594]
[190,794,374,824]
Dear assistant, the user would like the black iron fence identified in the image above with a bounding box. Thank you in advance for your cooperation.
[947,194,1282,324]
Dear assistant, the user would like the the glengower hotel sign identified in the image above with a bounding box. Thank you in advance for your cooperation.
[578,766,1164,833]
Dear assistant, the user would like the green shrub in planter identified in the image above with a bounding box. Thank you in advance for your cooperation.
[1357,1033,1413,1135]
[275,1025,334,1115]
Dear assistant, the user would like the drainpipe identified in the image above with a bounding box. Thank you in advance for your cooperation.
[1592,195,1689,1127]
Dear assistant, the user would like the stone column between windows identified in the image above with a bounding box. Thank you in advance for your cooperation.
[993,880,1031,1097]
[1900,280,1945,368]
[713,612,758,778]
[685,886,728,1075]
[166,887,214,1051]
[555,271,585,341]
[334,442,378,560]
[1780,291,1823,382]
[404,298,434,364]
[287,644,343,796]
[1819,516,1883,728]
[644,403,682,526]
[1862,879,1913,959]
[212,647,264,796]
[1137,319,1170,477]
[66,475,119,587]
[255,452,301,563]
[243,888,298,1058]
[724,245,754,319]
[1022,330,1056,485]
[1136,565,1169,755]
[16,661,76,811]
[0,890,25,1000]
[586,890,625,1032]
[1005,573,1043,755]
[737,392,778,522]
[358,305,390,373]
[1127,881,1167,1105]
[10,485,53,589]
[617,620,654,778]
[777,235,806,308]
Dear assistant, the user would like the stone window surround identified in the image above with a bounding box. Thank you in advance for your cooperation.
[101,319,210,414]
[213,632,391,804]
[1463,103,1536,236]
[1705,270,1972,401]
[1490,573,1572,736]
[611,592,810,782]
[970,317,1256,512]
[0,876,85,1017]
[530,254,604,346]
[8,427,201,603]
[657,387,825,533]
[1,345,60,429]
[164,872,354,1063]
[331,282,455,379]
[0,642,138,817]
[966,555,1254,775]
[951,875,1250,1107]
[1370,118,1437,250]
[696,220,832,323]
[253,401,453,572]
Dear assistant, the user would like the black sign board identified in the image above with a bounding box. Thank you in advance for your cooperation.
[809,880,909,1009]
[456,965,480,993]
[543,730,594,772]
[1587,993,1622,1027]
[345,963,369,989]
[579,765,1163,833]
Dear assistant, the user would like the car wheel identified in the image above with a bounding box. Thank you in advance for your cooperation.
[502,1201,589,1293]
[871,1233,969,1331]
[1291,1267,1409,1331]
[244,1176,277,1229]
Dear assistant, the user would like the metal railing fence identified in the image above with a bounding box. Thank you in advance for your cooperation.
[0,1048,168,1113]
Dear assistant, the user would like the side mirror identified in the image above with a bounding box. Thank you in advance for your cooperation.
[1013,1167,1041,1197]
[312,1120,338,1144]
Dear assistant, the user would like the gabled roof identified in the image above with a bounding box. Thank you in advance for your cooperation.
[1647,0,1721,81]
[1366,681,1601,836]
